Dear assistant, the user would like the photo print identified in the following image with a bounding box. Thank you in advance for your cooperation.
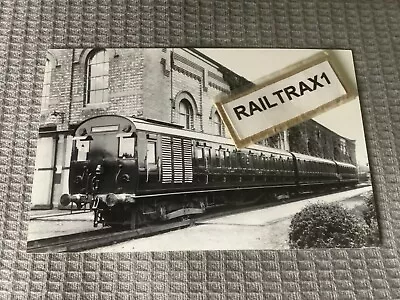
[27,48,378,253]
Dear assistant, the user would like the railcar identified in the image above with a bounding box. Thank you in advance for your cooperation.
[291,152,338,186]
[334,161,359,186]
[60,115,358,229]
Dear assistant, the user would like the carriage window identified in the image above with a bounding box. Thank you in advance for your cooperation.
[147,141,156,164]
[230,151,237,168]
[258,155,263,169]
[195,147,205,167]
[224,151,230,168]
[251,154,257,168]
[215,149,221,167]
[244,153,250,168]
[205,148,211,166]
[266,157,271,170]
[76,140,90,162]
[276,158,281,170]
[238,152,245,168]
[281,158,286,170]
[119,137,135,158]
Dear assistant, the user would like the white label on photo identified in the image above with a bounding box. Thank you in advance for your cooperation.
[222,61,347,140]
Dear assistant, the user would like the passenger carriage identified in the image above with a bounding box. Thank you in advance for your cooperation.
[61,115,358,229]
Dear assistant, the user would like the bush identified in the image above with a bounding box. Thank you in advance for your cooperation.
[361,191,380,245]
[362,191,377,226]
[289,203,369,249]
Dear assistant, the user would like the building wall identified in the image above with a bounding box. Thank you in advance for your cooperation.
[141,49,171,122]
[288,120,356,164]
[140,48,232,136]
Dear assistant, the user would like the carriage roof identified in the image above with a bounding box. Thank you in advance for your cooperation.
[77,115,293,157]
[290,152,337,165]
[334,160,357,168]
[128,116,293,157]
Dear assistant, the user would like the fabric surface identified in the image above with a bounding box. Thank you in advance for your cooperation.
[1,0,400,299]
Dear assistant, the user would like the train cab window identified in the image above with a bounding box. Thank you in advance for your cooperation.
[146,141,157,164]
[76,139,90,162]
[118,136,135,158]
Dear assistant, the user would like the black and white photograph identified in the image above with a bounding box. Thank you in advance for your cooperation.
[27,48,378,253]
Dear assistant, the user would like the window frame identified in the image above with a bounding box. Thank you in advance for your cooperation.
[118,136,136,159]
[86,49,110,105]
[178,99,194,130]
[146,140,157,165]
[212,111,224,136]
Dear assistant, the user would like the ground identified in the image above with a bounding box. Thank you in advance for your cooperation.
[85,186,373,252]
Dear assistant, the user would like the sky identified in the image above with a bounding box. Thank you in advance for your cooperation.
[197,48,369,166]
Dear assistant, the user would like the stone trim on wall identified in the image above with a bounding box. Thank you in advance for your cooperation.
[173,91,200,116]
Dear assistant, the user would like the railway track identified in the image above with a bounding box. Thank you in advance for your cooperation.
[27,220,192,253]
[27,184,370,253]
[30,210,91,221]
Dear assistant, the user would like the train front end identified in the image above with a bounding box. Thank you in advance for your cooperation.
[60,115,139,227]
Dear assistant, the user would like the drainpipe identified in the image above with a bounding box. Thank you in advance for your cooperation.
[170,49,174,123]
[68,49,75,126]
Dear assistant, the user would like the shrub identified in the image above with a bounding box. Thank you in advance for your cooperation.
[289,202,369,249]
[362,191,377,226]
[361,191,380,245]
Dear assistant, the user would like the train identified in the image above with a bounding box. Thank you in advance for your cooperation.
[60,115,359,229]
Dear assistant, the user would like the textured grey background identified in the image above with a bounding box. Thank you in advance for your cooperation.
[0,0,400,299]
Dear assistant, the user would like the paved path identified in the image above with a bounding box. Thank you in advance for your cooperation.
[28,211,97,241]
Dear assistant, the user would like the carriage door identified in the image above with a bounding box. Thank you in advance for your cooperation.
[145,135,159,183]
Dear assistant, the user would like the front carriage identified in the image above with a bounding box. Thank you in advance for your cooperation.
[61,115,299,228]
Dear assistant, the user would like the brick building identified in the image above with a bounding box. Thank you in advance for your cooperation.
[31,48,356,209]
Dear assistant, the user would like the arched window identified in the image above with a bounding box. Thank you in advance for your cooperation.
[179,99,193,129]
[41,58,52,110]
[213,111,223,136]
[86,49,109,104]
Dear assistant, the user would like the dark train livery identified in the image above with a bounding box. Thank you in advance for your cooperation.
[60,115,358,229]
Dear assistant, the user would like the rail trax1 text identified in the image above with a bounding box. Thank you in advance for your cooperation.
[233,72,332,121]
[214,51,358,149]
